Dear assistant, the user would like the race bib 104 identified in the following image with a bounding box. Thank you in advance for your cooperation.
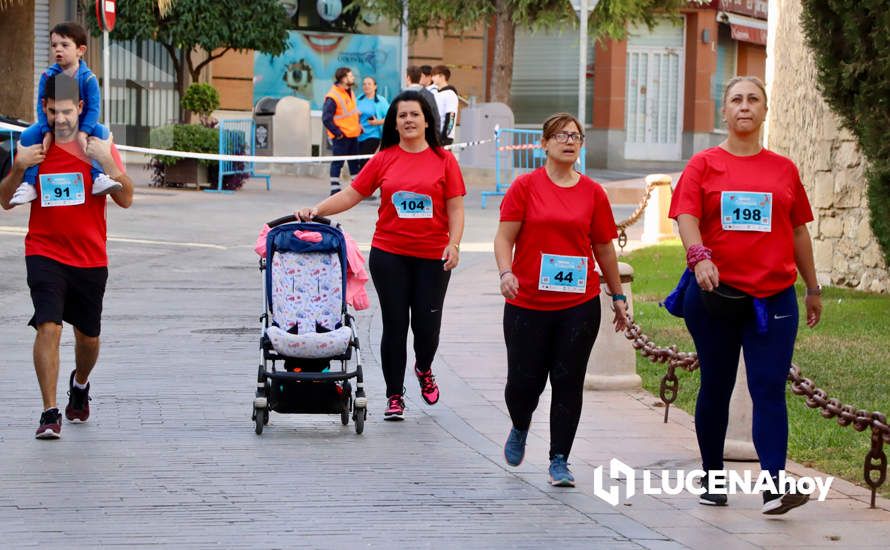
[721,191,772,232]
[40,172,85,207]
[392,190,433,219]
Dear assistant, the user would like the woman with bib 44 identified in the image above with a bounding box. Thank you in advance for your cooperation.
[296,90,465,421]
[668,76,822,515]
[494,113,628,487]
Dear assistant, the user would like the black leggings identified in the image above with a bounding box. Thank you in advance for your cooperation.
[503,297,601,459]
[368,247,451,397]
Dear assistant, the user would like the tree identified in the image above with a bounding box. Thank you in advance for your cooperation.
[801,1,890,266]
[82,0,290,121]
[360,0,706,105]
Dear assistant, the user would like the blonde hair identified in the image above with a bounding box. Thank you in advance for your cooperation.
[722,76,768,106]
[542,112,584,140]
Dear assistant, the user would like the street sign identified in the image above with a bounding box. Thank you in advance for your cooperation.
[95,0,117,32]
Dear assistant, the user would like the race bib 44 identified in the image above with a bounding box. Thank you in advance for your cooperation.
[538,254,587,293]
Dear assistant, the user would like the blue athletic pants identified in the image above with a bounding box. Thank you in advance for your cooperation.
[683,282,799,476]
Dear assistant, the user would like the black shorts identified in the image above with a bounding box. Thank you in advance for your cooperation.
[26,255,108,337]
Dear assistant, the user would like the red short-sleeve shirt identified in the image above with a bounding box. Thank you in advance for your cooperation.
[500,167,618,311]
[669,146,814,298]
[25,141,124,268]
[351,145,465,260]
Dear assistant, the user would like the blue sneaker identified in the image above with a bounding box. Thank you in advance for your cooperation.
[503,427,528,466]
[549,454,575,487]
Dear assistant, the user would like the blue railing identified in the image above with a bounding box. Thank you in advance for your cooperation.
[210,118,271,193]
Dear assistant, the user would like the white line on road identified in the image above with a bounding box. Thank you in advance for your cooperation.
[0,226,227,250]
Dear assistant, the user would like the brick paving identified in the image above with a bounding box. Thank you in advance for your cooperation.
[0,173,887,548]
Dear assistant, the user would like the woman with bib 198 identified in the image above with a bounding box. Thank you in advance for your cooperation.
[669,76,822,515]
[494,113,628,487]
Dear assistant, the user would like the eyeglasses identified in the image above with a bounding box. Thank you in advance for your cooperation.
[552,132,584,144]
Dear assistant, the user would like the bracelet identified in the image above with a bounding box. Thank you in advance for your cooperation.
[806,286,822,296]
[499,269,512,279]
[686,244,713,270]
[612,293,627,303]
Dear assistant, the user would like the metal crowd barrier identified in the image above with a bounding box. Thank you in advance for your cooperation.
[210,119,271,193]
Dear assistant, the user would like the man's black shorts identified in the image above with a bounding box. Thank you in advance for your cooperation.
[26,255,108,337]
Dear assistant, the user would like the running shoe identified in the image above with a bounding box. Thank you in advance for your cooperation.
[65,370,91,423]
[414,366,440,405]
[698,472,728,506]
[548,454,575,487]
[35,408,62,439]
[9,182,37,205]
[762,485,810,514]
[91,174,122,195]
[503,427,528,467]
[384,394,405,421]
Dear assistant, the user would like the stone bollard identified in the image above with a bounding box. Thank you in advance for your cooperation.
[641,174,675,244]
[724,355,759,461]
[585,262,641,390]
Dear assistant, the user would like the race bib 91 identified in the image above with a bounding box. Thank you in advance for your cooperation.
[538,254,587,293]
[392,190,433,219]
[721,191,772,232]
[40,172,85,207]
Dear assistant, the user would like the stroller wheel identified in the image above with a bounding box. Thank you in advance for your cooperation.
[255,408,264,435]
[341,410,349,426]
[354,409,365,434]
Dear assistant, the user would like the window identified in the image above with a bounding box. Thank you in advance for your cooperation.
[712,24,738,130]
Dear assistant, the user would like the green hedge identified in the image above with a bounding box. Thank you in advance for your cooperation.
[801,1,890,266]
[149,124,219,166]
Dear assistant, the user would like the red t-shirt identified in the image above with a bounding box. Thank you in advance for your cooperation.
[25,141,124,268]
[500,167,618,311]
[351,145,465,259]
[668,146,814,298]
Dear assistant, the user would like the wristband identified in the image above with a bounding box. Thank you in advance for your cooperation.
[806,286,822,296]
[612,294,627,303]
[686,244,713,270]
[499,269,512,279]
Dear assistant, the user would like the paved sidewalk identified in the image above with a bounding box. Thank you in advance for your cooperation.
[0,174,888,548]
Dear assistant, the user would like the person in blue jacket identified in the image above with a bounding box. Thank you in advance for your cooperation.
[356,76,389,173]
[10,21,119,206]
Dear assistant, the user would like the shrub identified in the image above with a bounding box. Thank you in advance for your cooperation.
[181,83,221,127]
[147,123,247,190]
[801,1,890,266]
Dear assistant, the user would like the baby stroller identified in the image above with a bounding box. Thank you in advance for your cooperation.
[252,215,367,435]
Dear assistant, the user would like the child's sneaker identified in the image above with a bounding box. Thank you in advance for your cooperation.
[414,366,440,405]
[92,174,122,195]
[35,408,62,439]
[9,182,37,205]
[383,394,405,421]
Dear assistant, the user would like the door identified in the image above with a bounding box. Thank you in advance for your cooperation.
[624,46,683,161]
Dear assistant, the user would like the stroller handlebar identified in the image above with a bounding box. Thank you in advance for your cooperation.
[267,215,332,228]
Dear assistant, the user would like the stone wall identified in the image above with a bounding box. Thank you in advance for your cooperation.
[766,0,888,292]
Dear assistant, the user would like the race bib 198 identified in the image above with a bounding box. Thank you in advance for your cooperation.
[40,172,85,207]
[721,191,772,232]
[538,254,587,293]
[392,190,433,219]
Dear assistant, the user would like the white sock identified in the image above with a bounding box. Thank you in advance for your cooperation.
[73,378,88,389]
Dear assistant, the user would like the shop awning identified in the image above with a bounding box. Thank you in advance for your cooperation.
[722,12,768,46]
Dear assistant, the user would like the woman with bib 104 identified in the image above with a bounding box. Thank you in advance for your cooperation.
[494,113,628,487]
[296,90,465,421]
[668,76,822,515]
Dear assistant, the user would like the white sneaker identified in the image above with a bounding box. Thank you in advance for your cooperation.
[9,182,37,206]
[91,174,122,196]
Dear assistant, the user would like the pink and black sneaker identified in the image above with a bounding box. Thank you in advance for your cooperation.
[65,370,91,423]
[415,366,440,405]
[384,394,405,421]
[35,408,62,440]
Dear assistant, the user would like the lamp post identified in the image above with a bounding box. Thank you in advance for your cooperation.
[569,0,599,173]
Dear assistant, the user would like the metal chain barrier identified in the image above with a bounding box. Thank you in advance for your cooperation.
[623,313,890,507]
[614,177,673,250]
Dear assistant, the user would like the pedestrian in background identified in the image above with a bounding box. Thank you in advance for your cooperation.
[356,76,389,176]
[322,67,362,196]
[494,112,628,487]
